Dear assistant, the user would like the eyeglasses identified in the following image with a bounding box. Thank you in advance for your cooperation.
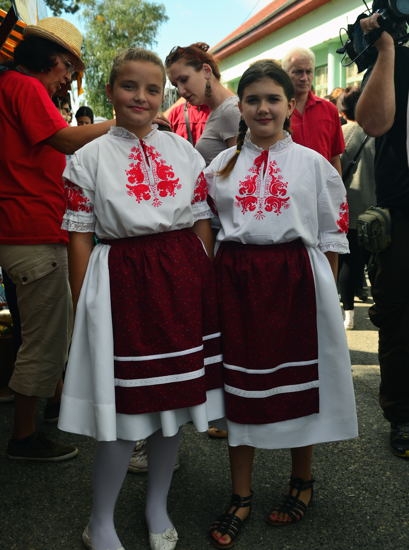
[60,55,76,75]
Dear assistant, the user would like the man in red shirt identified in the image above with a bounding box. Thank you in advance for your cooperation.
[282,47,345,175]
[0,17,114,462]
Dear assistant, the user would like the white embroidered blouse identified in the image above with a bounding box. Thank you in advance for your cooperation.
[62,126,211,238]
[204,133,349,254]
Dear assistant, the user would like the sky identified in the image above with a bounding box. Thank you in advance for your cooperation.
[152,0,273,61]
[67,0,273,62]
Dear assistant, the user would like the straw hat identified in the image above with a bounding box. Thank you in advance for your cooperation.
[24,17,84,70]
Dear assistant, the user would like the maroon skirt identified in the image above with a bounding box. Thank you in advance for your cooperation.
[215,239,319,425]
[105,229,222,415]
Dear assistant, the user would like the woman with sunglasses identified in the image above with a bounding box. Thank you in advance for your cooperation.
[165,43,241,167]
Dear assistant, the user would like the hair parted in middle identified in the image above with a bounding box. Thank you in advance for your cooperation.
[164,42,221,80]
[218,59,295,178]
[75,105,94,123]
[108,47,167,88]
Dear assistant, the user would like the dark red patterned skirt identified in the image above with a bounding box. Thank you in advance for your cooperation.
[105,229,222,414]
[215,239,319,424]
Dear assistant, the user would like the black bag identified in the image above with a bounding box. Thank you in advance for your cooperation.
[357,206,391,253]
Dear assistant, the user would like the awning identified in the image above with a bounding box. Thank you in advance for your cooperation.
[0,7,25,63]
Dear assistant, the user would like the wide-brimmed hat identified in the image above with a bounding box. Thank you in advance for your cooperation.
[24,17,84,70]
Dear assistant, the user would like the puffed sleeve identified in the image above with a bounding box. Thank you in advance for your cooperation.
[317,163,349,254]
[191,171,213,220]
[62,151,96,233]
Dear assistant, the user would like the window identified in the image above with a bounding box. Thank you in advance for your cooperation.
[314,65,328,97]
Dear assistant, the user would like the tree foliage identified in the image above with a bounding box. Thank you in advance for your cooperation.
[0,0,167,118]
[81,0,167,118]
[0,1,80,15]
[43,0,80,15]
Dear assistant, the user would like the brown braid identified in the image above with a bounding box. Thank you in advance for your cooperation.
[218,118,248,178]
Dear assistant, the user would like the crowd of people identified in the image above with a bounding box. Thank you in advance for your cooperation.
[0,3,408,549]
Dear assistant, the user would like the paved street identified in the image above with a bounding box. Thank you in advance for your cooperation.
[1,298,408,550]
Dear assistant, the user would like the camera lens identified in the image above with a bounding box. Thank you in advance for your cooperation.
[390,0,409,17]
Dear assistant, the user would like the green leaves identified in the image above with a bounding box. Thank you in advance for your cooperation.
[81,0,168,118]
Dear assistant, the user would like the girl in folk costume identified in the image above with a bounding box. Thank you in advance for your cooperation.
[58,48,224,550]
[205,60,358,549]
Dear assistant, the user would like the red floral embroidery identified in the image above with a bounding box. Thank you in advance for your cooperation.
[235,151,290,219]
[125,142,181,207]
[337,201,349,233]
[193,172,208,203]
[65,179,93,213]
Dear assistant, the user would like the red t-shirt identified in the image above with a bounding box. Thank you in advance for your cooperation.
[168,102,210,145]
[290,91,345,161]
[0,70,68,244]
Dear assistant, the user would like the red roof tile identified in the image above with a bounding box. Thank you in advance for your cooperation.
[212,0,331,59]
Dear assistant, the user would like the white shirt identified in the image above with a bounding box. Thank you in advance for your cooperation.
[205,133,349,254]
[62,125,211,238]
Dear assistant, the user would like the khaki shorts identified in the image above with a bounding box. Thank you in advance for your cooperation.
[0,244,73,397]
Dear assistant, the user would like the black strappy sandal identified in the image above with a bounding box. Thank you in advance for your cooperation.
[266,477,315,526]
[209,492,252,549]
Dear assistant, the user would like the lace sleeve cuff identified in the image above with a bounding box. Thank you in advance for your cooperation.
[62,214,95,233]
[319,240,349,255]
[192,201,213,221]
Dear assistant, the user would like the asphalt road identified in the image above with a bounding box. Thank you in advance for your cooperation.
[1,298,408,550]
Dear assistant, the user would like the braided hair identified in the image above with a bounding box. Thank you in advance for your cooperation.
[218,118,248,178]
[218,59,295,178]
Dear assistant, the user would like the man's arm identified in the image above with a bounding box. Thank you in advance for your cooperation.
[45,119,115,155]
[355,14,396,137]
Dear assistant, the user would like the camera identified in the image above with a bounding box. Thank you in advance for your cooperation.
[337,0,409,72]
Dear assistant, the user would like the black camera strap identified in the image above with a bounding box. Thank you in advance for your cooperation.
[342,132,370,183]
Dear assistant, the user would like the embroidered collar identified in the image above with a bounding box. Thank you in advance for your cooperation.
[108,125,158,140]
[245,131,293,153]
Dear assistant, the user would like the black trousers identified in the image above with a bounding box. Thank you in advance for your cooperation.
[369,208,409,422]
[338,229,369,310]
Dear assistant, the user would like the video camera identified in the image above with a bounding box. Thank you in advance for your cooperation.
[337,0,409,72]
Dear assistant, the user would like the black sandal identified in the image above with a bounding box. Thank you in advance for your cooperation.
[209,492,252,549]
[266,477,315,526]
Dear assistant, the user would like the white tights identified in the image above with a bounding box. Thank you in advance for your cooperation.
[88,429,181,550]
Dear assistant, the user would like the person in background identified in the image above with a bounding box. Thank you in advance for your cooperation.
[0,17,115,462]
[58,47,224,550]
[165,42,240,166]
[53,93,73,124]
[326,86,347,125]
[282,47,345,175]
[338,86,375,330]
[204,60,357,549]
[355,5,409,459]
[75,105,94,126]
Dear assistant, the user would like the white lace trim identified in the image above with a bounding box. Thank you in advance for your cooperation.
[193,204,213,221]
[319,241,349,254]
[62,219,95,233]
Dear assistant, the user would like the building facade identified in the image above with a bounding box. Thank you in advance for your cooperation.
[212,0,373,96]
